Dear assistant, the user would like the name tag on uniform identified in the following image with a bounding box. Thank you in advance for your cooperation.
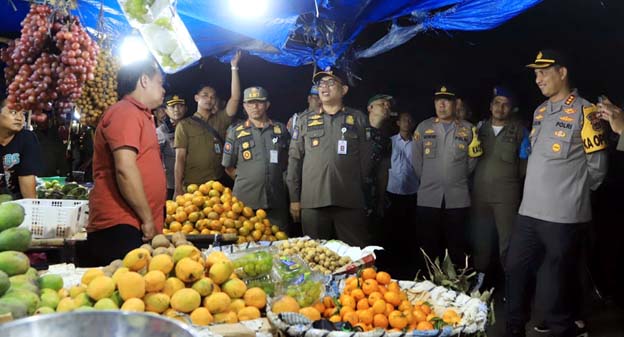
[337,140,347,155]
[270,150,278,163]
[214,143,221,154]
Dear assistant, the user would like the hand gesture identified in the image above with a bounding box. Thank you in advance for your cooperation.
[230,50,242,67]
[598,96,624,135]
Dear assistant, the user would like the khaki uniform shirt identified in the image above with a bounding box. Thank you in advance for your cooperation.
[222,120,290,210]
[472,119,527,204]
[519,91,608,223]
[174,110,232,184]
[412,117,478,209]
[287,107,372,209]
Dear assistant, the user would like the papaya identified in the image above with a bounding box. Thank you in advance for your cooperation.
[0,251,30,276]
[0,227,32,252]
[0,203,25,232]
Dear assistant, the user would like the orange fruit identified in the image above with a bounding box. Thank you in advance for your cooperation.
[356,298,370,310]
[351,289,365,302]
[416,321,434,330]
[378,285,388,295]
[357,309,373,325]
[329,315,341,323]
[181,224,194,233]
[322,296,335,309]
[175,211,188,222]
[362,279,378,295]
[361,268,377,280]
[166,203,177,215]
[187,184,199,193]
[399,300,413,312]
[232,202,243,214]
[324,307,338,318]
[384,291,401,306]
[188,212,200,223]
[421,304,432,315]
[373,314,389,329]
[343,311,359,326]
[376,271,391,285]
[388,281,400,294]
[312,301,326,314]
[169,221,182,232]
[192,196,204,207]
[413,309,427,323]
[371,299,386,315]
[339,294,356,309]
[388,311,408,329]
[403,310,415,325]
[242,207,254,218]
[256,209,267,219]
[340,306,354,318]
[385,303,394,316]
[367,291,383,305]
[201,228,210,234]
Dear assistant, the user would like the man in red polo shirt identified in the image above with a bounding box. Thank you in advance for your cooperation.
[87,59,166,265]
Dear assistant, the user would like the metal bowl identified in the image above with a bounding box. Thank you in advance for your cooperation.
[2,311,197,337]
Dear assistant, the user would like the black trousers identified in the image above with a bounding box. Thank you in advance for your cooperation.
[87,224,143,266]
[381,192,418,279]
[505,215,580,337]
[416,203,469,266]
[301,207,369,247]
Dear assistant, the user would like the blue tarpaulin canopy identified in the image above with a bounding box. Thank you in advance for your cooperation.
[1,0,541,70]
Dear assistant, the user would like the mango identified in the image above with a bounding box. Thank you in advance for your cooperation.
[174,257,203,283]
[123,248,151,271]
[170,288,201,313]
[192,277,214,297]
[0,251,30,276]
[34,306,55,315]
[4,288,41,314]
[116,271,145,300]
[40,291,60,309]
[87,276,115,300]
[39,274,64,291]
[209,260,233,285]
[143,292,170,313]
[0,227,31,252]
[0,297,28,318]
[0,270,8,296]
[93,298,118,310]
[148,254,174,274]
[172,245,201,263]
[56,297,77,312]
[163,277,185,297]
[144,270,166,292]
[222,278,247,299]
[0,202,25,232]
[121,298,145,312]
[81,268,104,285]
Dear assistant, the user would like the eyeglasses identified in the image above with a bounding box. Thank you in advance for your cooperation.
[244,101,266,106]
[316,79,340,88]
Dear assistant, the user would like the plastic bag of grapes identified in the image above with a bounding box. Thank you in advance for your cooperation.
[231,246,276,279]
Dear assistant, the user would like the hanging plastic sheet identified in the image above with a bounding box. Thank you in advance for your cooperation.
[1,0,542,70]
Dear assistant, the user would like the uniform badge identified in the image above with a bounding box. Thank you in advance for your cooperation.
[559,116,574,123]
[413,131,420,141]
[458,144,466,150]
[554,130,566,138]
[564,108,576,114]
[425,148,431,155]
[242,150,252,160]
[425,129,435,134]
[311,138,320,147]
[237,130,251,138]
[235,124,245,131]
[539,107,546,113]
[308,114,322,120]
[424,141,432,146]
[242,141,250,149]
[308,120,323,127]
[273,125,282,134]
[565,95,576,106]
[346,115,355,125]
[224,142,232,154]
[552,143,561,153]
[535,114,544,121]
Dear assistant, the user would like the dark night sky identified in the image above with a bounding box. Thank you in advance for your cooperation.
[166,0,624,125]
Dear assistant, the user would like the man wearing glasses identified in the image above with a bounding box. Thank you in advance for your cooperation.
[287,68,373,247]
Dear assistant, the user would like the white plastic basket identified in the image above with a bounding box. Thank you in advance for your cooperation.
[11,199,89,239]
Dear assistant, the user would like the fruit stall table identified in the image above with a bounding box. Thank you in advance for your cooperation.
[27,236,86,270]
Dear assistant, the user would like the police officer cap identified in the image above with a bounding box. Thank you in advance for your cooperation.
[313,66,347,84]
[165,95,185,106]
[367,94,394,106]
[434,85,457,99]
[243,86,269,103]
[526,49,568,69]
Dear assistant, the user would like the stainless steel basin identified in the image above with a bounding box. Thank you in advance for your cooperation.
[1,311,197,337]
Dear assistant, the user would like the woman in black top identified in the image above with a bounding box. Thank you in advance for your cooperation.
[0,99,43,199]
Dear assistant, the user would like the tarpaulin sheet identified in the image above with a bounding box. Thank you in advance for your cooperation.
[0,0,541,69]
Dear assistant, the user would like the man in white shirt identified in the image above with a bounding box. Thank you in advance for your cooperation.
[383,111,420,278]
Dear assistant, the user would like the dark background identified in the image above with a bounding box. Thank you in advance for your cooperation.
[167,0,624,126]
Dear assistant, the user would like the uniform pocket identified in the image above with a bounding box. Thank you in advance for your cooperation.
[423,139,437,159]
[545,133,572,159]
[499,143,518,163]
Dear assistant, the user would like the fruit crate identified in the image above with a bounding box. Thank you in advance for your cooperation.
[11,199,89,239]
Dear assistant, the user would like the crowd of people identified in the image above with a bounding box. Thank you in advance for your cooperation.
[0,46,608,337]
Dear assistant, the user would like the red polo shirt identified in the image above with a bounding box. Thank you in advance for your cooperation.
[87,96,166,233]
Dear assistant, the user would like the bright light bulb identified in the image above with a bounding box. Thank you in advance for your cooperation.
[229,0,268,19]
[119,35,150,65]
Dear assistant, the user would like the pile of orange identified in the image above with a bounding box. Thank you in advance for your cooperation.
[163,181,288,243]
[314,268,444,332]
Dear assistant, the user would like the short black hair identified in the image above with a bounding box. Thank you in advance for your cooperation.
[196,85,216,94]
[116,58,160,98]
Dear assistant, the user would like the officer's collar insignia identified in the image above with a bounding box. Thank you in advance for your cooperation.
[535,114,544,121]
[434,118,440,123]
[539,106,546,113]
[565,95,576,106]
[235,124,245,131]
[346,115,355,125]
[273,125,281,134]
[308,114,322,120]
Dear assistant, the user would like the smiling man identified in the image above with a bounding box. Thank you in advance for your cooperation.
[287,68,373,247]
[505,50,607,337]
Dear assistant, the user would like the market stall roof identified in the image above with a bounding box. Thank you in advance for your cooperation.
[1,0,542,69]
